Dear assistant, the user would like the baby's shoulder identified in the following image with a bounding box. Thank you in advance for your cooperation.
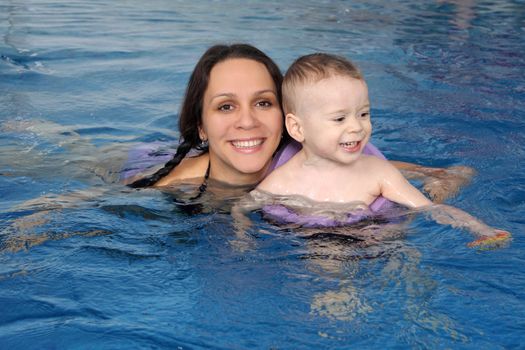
[360,154,406,185]
[360,154,391,169]
[257,161,296,193]
[358,154,399,179]
[259,164,287,185]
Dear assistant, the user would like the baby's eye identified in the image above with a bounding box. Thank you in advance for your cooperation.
[360,111,370,119]
[256,100,272,108]
[218,104,234,112]
[334,116,346,122]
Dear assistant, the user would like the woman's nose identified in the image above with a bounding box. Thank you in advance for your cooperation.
[235,105,259,129]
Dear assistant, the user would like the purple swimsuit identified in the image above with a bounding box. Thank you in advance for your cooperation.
[262,140,392,227]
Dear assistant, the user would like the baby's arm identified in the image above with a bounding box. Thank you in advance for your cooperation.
[230,190,276,251]
[377,160,510,245]
[425,204,511,246]
[375,159,433,208]
[231,190,267,226]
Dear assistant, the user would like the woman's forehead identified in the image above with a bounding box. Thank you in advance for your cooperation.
[206,58,276,94]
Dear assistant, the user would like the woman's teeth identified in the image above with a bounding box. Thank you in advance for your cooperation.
[232,139,263,148]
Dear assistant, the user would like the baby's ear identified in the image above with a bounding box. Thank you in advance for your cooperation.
[285,113,305,142]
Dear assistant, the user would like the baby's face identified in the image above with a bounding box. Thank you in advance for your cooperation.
[294,75,372,165]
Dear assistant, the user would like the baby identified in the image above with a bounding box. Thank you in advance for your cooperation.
[254,53,509,246]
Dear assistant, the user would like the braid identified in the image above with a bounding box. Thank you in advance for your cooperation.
[128,140,197,188]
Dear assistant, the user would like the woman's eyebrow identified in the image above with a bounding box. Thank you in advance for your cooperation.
[254,89,277,96]
[209,93,236,101]
[209,89,276,101]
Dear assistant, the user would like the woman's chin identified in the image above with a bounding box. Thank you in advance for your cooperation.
[234,161,270,181]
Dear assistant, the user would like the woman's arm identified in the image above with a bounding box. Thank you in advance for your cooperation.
[390,161,475,203]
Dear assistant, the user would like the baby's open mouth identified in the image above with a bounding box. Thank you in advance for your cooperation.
[340,141,358,147]
[340,140,362,152]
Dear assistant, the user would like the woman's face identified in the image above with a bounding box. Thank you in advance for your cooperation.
[200,58,283,185]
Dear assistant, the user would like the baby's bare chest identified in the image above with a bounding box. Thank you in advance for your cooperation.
[286,170,381,204]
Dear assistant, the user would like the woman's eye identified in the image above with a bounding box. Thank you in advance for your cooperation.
[218,104,234,112]
[256,100,272,108]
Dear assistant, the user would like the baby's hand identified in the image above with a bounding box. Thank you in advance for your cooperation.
[467,229,511,248]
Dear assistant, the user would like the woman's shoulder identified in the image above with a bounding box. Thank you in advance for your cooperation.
[154,153,209,186]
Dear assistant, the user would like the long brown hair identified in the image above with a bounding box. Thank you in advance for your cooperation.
[129,43,288,188]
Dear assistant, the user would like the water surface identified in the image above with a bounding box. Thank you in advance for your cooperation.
[1,1,524,349]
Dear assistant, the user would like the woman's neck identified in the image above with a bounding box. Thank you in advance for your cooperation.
[208,166,265,187]
[208,155,269,187]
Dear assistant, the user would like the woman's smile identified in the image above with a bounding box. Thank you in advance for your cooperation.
[230,138,266,152]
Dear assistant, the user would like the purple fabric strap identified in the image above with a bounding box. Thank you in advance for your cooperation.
[262,204,370,228]
[120,141,177,181]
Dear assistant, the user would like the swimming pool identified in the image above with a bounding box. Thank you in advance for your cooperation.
[1,1,524,348]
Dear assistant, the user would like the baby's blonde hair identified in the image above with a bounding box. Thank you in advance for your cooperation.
[282,53,363,114]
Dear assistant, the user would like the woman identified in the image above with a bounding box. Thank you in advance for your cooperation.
[128,44,288,190]
[128,43,473,203]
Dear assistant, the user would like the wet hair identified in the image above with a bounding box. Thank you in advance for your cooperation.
[129,43,288,188]
[282,53,363,115]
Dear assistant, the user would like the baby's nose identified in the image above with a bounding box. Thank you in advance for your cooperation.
[346,116,364,132]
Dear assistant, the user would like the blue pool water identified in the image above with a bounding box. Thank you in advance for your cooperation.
[1,1,525,348]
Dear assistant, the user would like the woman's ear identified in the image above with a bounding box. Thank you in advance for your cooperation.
[285,113,305,142]
[198,126,207,142]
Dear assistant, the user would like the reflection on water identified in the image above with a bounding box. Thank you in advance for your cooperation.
[1,0,524,348]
